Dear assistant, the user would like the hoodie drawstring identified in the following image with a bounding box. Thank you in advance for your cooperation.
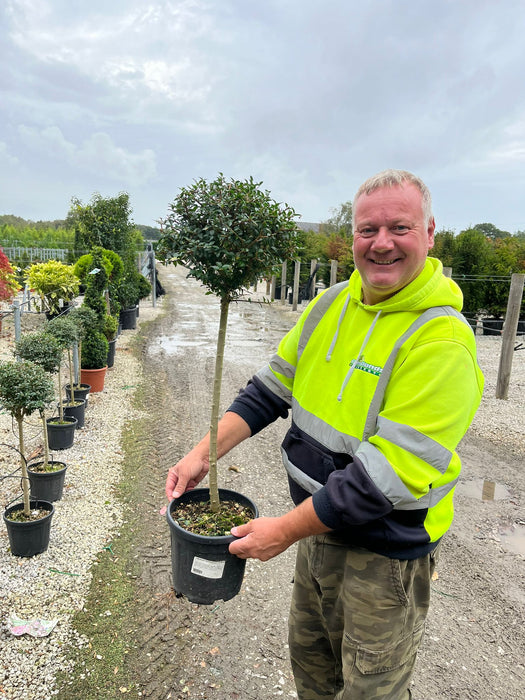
[325,294,351,362]
[336,310,382,402]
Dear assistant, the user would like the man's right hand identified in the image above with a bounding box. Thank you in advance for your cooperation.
[165,449,210,500]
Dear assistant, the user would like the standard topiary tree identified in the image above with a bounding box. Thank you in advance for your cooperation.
[46,316,80,418]
[15,331,63,468]
[157,173,300,512]
[0,361,54,517]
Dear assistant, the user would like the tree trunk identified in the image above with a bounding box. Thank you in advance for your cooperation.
[41,409,50,467]
[68,348,75,403]
[57,365,64,421]
[17,416,30,516]
[208,297,229,513]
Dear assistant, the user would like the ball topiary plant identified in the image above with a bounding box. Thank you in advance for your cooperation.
[15,331,63,469]
[0,360,55,517]
[157,173,300,513]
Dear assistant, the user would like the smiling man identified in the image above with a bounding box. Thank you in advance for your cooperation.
[166,169,484,699]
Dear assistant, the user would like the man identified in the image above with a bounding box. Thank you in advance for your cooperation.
[166,170,484,699]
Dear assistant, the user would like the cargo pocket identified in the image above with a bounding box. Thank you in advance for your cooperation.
[346,623,425,676]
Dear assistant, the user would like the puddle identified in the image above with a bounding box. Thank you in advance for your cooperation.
[499,523,525,556]
[456,478,511,501]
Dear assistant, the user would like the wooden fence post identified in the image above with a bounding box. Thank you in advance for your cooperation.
[496,273,525,400]
[280,261,287,305]
[330,260,338,287]
[270,275,276,301]
[309,259,317,300]
[292,260,301,311]
[443,267,452,278]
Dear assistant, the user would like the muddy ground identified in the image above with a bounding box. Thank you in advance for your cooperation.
[118,265,524,700]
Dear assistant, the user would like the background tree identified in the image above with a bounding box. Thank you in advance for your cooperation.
[320,200,353,237]
[432,229,456,268]
[68,192,137,263]
[474,222,511,240]
[451,228,492,316]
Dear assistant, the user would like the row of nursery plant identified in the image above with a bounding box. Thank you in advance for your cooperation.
[0,249,148,557]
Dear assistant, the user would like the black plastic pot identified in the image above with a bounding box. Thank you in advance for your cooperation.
[107,338,117,368]
[60,399,86,429]
[3,500,54,557]
[46,416,78,450]
[119,307,137,330]
[28,461,67,502]
[65,383,91,408]
[167,488,258,605]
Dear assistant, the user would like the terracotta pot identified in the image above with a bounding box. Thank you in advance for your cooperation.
[80,366,107,393]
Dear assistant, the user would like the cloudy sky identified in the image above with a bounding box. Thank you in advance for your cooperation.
[1,0,525,234]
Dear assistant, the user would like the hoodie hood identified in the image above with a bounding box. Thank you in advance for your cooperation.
[348,257,463,313]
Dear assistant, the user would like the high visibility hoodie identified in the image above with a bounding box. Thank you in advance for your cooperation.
[228,257,484,559]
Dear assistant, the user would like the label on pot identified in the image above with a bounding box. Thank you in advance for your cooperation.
[191,556,225,579]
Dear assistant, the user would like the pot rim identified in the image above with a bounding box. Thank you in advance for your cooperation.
[166,487,258,543]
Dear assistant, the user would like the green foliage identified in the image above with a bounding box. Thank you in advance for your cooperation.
[74,248,124,287]
[68,192,138,264]
[83,247,109,325]
[320,200,353,237]
[0,360,54,420]
[157,173,300,302]
[474,222,511,240]
[116,272,140,309]
[15,332,63,374]
[46,316,80,349]
[26,260,80,315]
[81,331,109,370]
[432,229,456,268]
[67,306,98,341]
[102,314,118,341]
[449,228,492,315]
[0,221,75,249]
[137,274,151,300]
[326,234,354,281]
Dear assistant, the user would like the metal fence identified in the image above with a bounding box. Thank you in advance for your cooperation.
[2,247,69,262]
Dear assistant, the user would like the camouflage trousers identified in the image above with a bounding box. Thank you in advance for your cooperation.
[289,535,439,699]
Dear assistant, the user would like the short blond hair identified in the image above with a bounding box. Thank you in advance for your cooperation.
[352,169,433,227]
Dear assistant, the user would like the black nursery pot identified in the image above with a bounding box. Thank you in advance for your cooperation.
[60,398,86,429]
[167,488,258,605]
[65,383,91,408]
[107,338,117,368]
[119,307,137,330]
[46,416,78,450]
[28,461,67,502]
[3,501,54,557]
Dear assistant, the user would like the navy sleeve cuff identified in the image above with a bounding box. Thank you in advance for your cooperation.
[227,375,290,436]
[312,457,394,529]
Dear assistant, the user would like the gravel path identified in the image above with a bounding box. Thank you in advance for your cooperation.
[0,268,524,699]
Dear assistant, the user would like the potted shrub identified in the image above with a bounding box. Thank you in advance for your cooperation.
[26,260,80,318]
[0,360,56,556]
[65,306,97,404]
[80,248,109,392]
[14,331,69,500]
[116,273,140,329]
[157,173,300,604]
[46,316,81,443]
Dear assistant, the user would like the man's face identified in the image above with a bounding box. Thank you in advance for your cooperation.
[352,183,435,305]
